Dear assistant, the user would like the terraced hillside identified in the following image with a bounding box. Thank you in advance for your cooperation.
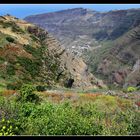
[0,15,105,89]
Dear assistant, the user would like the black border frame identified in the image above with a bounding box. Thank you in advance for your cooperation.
[0,0,140,4]
[0,1,140,139]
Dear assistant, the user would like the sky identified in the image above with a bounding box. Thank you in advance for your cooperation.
[0,4,140,19]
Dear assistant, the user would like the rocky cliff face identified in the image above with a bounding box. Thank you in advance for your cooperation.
[0,15,105,89]
[45,34,106,88]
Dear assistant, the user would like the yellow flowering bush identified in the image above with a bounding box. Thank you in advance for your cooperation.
[0,118,19,136]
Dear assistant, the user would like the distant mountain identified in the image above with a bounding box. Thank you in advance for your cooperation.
[24,8,140,88]
[25,8,140,56]
[0,15,105,89]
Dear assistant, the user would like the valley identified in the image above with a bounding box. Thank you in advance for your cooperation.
[25,8,140,88]
[0,6,140,136]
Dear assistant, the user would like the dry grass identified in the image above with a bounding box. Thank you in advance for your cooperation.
[37,90,102,103]
[0,27,29,44]
[1,90,16,96]
[84,93,101,98]
[116,97,133,110]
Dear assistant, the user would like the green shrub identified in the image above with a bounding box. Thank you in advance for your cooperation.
[0,57,5,62]
[17,57,41,77]
[127,86,137,92]
[0,96,20,122]
[7,83,16,90]
[36,85,52,92]
[23,44,42,58]
[129,112,140,135]
[19,101,103,135]
[18,84,39,103]
[12,26,24,33]
[7,82,22,90]
[122,88,127,93]
[1,21,24,33]
[36,85,46,92]
[2,22,13,28]
[137,86,140,91]
[0,96,21,135]
[30,35,39,41]
[6,37,15,43]
[6,64,15,76]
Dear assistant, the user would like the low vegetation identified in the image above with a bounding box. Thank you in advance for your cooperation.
[0,118,19,136]
[123,86,139,93]
[0,83,139,135]
[0,21,25,33]
[6,37,15,43]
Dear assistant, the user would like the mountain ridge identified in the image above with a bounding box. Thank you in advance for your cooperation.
[24,8,140,88]
[25,8,140,56]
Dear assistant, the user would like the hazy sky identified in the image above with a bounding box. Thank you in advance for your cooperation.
[0,4,140,19]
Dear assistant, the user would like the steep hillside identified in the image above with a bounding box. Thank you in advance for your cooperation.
[0,15,105,89]
[85,25,140,88]
[25,8,140,56]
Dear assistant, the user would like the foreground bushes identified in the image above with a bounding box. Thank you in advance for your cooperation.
[0,93,139,135]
